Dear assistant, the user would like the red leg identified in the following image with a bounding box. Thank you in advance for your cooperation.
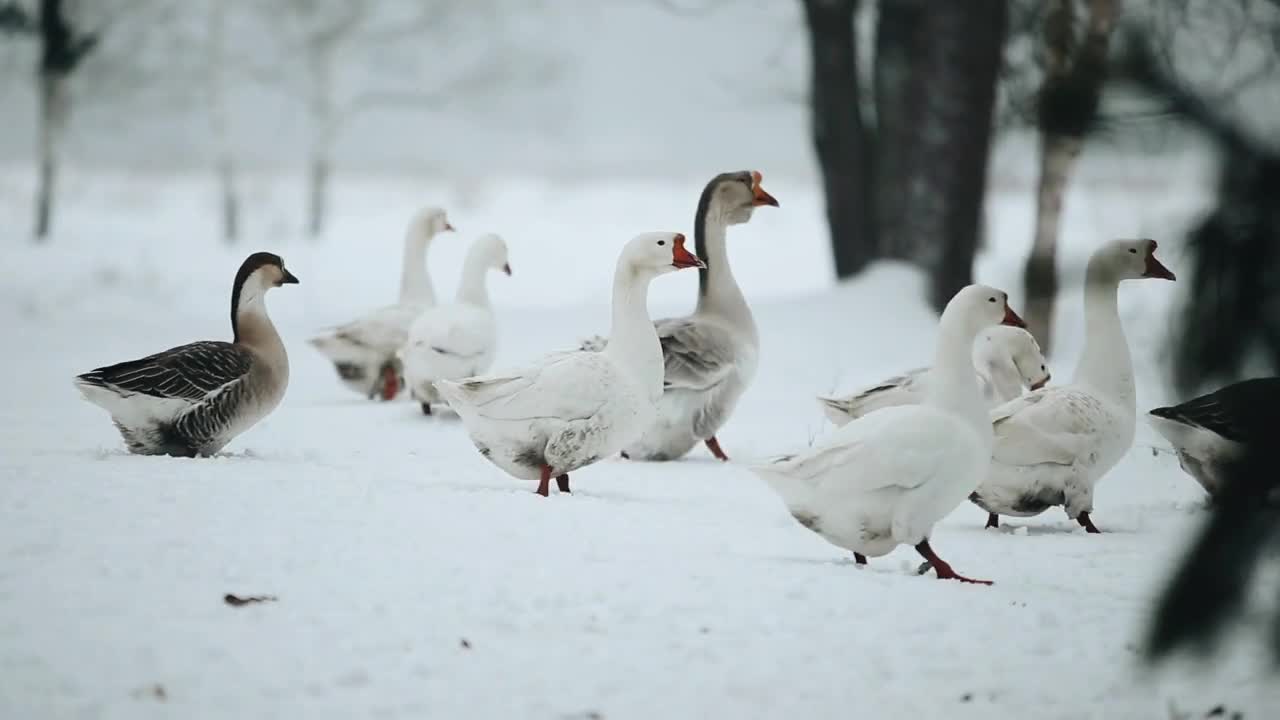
[380,364,398,401]
[854,552,867,565]
[985,513,1000,529]
[914,539,992,585]
[536,465,551,497]
[556,474,571,494]
[705,436,729,462]
[1076,511,1101,533]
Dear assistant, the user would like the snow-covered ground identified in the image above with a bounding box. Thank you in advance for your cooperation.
[2,159,1277,719]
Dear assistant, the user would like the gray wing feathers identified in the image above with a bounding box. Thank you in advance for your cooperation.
[79,341,252,402]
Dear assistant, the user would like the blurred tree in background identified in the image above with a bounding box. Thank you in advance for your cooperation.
[801,0,1007,312]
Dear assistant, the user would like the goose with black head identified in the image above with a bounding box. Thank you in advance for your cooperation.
[74,252,299,457]
[580,170,778,462]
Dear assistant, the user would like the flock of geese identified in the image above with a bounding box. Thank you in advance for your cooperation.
[72,169,1271,585]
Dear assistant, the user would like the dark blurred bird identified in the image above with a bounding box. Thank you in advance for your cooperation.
[1114,36,1280,665]
[1147,378,1280,498]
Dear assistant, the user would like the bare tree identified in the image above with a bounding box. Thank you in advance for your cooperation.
[801,0,877,277]
[207,0,238,244]
[895,0,1009,309]
[1022,0,1119,354]
[871,0,924,260]
[265,0,556,238]
[795,0,1008,310]
[33,0,97,241]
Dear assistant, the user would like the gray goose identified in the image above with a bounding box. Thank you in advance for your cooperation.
[74,252,298,457]
[580,170,778,462]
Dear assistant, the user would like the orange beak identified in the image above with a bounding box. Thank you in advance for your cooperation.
[1002,303,1027,328]
[1143,240,1176,280]
[671,234,705,269]
[750,170,779,207]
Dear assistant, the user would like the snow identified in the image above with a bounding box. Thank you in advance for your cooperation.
[2,161,1278,719]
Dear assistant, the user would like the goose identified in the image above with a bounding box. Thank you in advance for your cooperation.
[74,252,298,457]
[751,285,1027,585]
[435,232,705,497]
[969,239,1176,532]
[579,170,778,462]
[308,206,454,400]
[398,233,512,416]
[818,325,1050,425]
[1146,377,1280,499]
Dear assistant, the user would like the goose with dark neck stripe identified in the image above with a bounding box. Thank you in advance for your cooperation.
[74,252,298,457]
[437,232,705,496]
[309,206,455,400]
[580,170,778,462]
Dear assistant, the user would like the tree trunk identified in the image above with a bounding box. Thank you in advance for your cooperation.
[34,73,64,241]
[218,157,240,243]
[802,0,877,278]
[306,44,334,240]
[1023,0,1119,353]
[208,0,238,244]
[307,155,329,239]
[872,0,924,260]
[33,0,91,242]
[894,0,1008,311]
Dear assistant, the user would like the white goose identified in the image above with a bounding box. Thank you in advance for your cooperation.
[399,233,511,415]
[819,325,1050,425]
[970,239,1176,532]
[580,170,778,462]
[309,206,454,400]
[74,252,298,456]
[752,285,1027,584]
[436,232,705,497]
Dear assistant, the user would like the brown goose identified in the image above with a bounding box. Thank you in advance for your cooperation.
[74,252,298,457]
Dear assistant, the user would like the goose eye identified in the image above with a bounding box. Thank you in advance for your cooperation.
[657,240,666,246]
[988,297,997,303]
[1041,364,1046,370]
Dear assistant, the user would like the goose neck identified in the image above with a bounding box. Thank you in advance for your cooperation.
[927,324,990,436]
[694,208,753,333]
[399,230,435,305]
[455,253,492,307]
[1073,280,1135,409]
[604,264,663,393]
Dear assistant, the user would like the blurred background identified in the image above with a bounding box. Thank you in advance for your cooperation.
[1,0,1277,328]
[3,0,1280,699]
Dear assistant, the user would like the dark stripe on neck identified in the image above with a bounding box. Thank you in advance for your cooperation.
[230,252,282,342]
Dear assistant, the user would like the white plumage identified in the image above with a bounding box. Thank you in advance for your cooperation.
[437,232,705,496]
[818,325,1050,425]
[309,206,454,400]
[399,233,510,414]
[970,239,1177,532]
[752,284,1027,584]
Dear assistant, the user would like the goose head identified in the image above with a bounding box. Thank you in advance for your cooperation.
[471,233,513,276]
[1091,238,1177,283]
[621,232,706,278]
[976,325,1051,391]
[942,284,1026,341]
[700,170,779,225]
[230,252,297,325]
[408,206,456,245]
